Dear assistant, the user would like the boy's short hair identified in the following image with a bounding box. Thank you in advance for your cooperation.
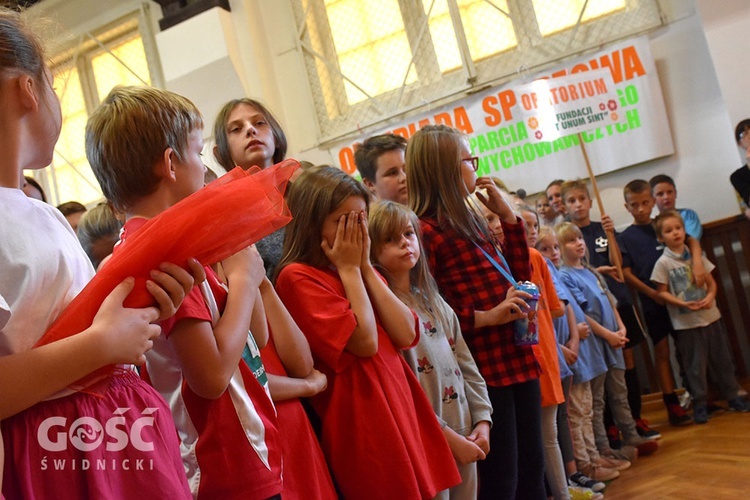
[546,179,564,191]
[623,179,651,200]
[653,209,684,237]
[353,134,407,182]
[86,86,203,211]
[735,118,750,144]
[56,201,86,217]
[648,174,675,189]
[560,179,589,201]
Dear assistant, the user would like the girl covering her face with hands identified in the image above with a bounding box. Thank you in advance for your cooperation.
[274,166,460,500]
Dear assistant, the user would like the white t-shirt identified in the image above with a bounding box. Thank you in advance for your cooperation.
[0,187,94,356]
[651,246,721,330]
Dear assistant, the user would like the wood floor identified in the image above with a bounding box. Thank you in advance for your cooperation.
[602,394,750,499]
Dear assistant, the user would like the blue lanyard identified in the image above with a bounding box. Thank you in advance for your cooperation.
[473,241,519,289]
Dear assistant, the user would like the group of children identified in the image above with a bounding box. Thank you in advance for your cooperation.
[3,6,749,500]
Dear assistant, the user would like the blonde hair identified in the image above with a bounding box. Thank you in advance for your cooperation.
[560,179,590,202]
[76,202,122,269]
[407,124,489,242]
[86,86,203,212]
[555,222,586,266]
[536,226,556,249]
[368,201,451,327]
[556,222,610,292]
[276,166,370,277]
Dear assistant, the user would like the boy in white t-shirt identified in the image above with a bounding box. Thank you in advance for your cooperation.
[650,210,750,424]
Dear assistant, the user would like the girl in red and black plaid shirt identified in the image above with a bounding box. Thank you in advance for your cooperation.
[406,125,545,499]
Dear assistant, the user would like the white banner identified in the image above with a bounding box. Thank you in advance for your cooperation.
[513,69,620,141]
[332,36,673,194]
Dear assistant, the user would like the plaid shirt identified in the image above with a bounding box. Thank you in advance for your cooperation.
[420,216,540,387]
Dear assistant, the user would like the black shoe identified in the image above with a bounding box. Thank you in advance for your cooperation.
[569,472,606,493]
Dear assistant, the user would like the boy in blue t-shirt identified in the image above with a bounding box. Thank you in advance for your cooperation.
[619,180,707,426]
[649,174,702,240]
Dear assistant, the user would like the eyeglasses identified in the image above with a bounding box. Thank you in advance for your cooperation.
[462,156,479,171]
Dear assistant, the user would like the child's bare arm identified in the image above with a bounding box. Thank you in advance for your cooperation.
[0,278,161,420]
[474,177,516,224]
[360,216,416,349]
[687,237,706,287]
[561,345,578,365]
[322,212,378,357]
[169,246,264,400]
[266,370,327,402]
[655,282,701,310]
[149,259,206,321]
[442,425,486,465]
[249,288,268,349]
[585,313,626,348]
[474,287,531,328]
[698,272,718,308]
[564,304,581,356]
[260,278,313,377]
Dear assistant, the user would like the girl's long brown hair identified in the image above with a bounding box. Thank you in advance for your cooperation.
[275,165,370,278]
[406,124,490,242]
[368,200,452,328]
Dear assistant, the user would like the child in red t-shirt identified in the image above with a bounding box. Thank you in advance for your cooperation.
[275,166,460,500]
[87,86,282,499]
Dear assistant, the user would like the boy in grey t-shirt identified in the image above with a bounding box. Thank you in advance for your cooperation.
[651,211,750,423]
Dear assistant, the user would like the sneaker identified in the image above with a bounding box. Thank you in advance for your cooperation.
[580,464,620,483]
[728,397,750,412]
[606,424,622,449]
[668,403,694,426]
[609,445,638,463]
[678,390,692,409]
[623,435,659,456]
[636,418,661,440]
[569,471,606,493]
[569,485,604,500]
[693,404,709,424]
[596,455,631,471]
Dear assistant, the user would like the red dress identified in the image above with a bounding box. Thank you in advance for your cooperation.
[260,335,337,499]
[276,264,461,500]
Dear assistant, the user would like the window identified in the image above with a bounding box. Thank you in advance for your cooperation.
[292,0,660,142]
[532,0,627,36]
[26,12,159,207]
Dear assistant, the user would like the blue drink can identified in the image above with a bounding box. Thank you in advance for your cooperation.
[513,281,540,346]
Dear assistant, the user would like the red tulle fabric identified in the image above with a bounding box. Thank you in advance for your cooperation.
[35,160,297,387]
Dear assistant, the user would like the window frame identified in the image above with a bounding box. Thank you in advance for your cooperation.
[29,5,163,207]
[292,0,661,145]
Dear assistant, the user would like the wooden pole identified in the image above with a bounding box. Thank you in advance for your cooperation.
[577,133,625,281]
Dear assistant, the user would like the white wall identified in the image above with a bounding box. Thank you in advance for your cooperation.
[32,0,746,224]
[587,7,743,229]
[697,0,750,130]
